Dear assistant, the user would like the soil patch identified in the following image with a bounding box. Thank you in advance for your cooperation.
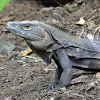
[0,0,100,99]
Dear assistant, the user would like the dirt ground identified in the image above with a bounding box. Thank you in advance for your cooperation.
[0,0,100,100]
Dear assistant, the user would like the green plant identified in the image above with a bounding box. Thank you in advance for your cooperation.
[0,0,10,11]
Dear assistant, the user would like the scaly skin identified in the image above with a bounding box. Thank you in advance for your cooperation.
[6,20,100,96]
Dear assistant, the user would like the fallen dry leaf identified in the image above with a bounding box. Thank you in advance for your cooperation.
[22,48,32,56]
[76,17,85,25]
[70,75,88,84]
[93,26,100,34]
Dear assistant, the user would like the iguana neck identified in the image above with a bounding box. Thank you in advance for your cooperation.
[25,39,53,64]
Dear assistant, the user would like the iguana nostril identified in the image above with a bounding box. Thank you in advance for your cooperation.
[6,22,12,29]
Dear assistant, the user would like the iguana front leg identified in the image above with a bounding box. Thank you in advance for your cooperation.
[40,49,72,97]
[52,54,63,86]
[39,55,62,90]
[55,49,72,87]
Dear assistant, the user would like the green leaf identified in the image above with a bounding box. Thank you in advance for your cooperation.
[0,0,10,11]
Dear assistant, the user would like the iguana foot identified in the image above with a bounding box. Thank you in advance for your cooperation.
[39,81,64,97]
[39,81,58,90]
[40,86,65,97]
[39,84,54,90]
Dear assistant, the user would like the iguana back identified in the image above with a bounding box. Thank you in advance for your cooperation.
[45,20,100,52]
[6,20,100,60]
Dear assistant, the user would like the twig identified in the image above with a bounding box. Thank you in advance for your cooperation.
[65,10,72,17]
[54,0,62,6]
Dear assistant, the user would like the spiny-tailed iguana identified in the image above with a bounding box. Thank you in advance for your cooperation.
[6,20,100,96]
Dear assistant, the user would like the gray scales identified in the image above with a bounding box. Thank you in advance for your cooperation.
[6,20,100,96]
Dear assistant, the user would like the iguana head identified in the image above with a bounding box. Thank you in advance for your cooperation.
[6,21,49,41]
[6,21,55,64]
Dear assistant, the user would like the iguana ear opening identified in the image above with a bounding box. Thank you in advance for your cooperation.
[40,29,48,39]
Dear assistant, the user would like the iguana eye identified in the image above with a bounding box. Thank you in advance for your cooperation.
[22,25,32,30]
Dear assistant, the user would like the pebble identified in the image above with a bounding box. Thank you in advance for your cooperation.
[50,97,54,100]
[0,67,4,70]
[60,87,66,91]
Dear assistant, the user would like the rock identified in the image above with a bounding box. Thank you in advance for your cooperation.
[0,35,15,55]
[96,72,100,81]
[86,82,96,91]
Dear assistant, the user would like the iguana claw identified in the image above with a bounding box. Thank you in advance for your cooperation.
[40,86,62,97]
[39,81,58,91]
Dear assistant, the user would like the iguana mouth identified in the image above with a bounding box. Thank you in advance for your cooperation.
[6,22,24,38]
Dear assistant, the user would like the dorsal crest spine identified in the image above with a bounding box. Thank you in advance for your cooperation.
[45,19,99,38]
[45,19,70,32]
